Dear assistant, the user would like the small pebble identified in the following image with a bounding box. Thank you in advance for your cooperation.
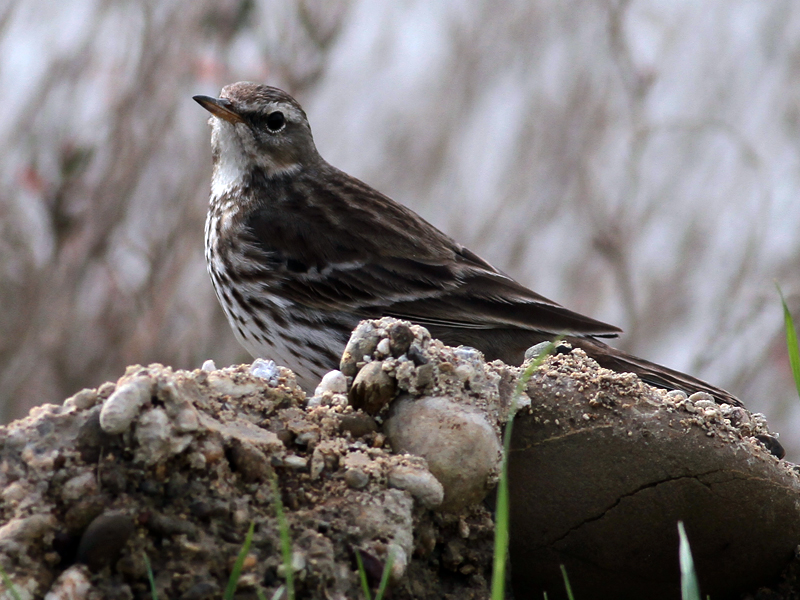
[388,321,414,357]
[458,519,470,539]
[415,363,434,388]
[387,544,408,583]
[344,468,370,489]
[349,362,397,414]
[340,321,380,376]
[376,338,391,356]
[99,375,153,435]
[64,388,100,411]
[97,382,117,398]
[387,464,444,508]
[339,413,379,438]
[524,341,553,361]
[45,564,92,599]
[1,481,28,504]
[314,370,348,396]
[76,512,134,572]
[407,345,429,366]
[755,435,786,459]
[454,346,483,363]
[277,551,307,578]
[687,391,715,405]
[250,358,279,383]
[283,455,308,470]
[201,359,217,372]
[295,431,320,447]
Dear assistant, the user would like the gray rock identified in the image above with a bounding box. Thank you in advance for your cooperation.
[384,396,501,512]
[387,464,444,508]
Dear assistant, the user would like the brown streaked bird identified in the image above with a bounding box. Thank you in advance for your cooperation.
[193,82,741,407]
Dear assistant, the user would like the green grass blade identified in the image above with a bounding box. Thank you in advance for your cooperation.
[490,415,513,600]
[678,521,701,600]
[354,551,372,600]
[560,564,575,600]
[143,553,158,600]
[374,549,395,600]
[271,476,295,600]
[491,341,559,600]
[224,521,256,600]
[0,563,23,600]
[777,284,800,398]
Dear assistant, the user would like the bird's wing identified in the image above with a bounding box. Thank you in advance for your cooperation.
[241,167,621,339]
[373,258,621,337]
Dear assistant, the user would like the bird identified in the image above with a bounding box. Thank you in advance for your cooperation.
[193,81,741,407]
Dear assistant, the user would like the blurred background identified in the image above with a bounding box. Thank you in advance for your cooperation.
[2,0,800,458]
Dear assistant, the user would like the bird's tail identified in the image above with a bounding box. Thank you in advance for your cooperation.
[569,337,742,407]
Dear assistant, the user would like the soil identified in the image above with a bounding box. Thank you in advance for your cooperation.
[0,318,798,599]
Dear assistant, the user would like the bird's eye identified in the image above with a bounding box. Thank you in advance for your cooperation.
[266,111,285,132]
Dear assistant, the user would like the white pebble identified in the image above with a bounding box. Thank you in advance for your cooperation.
[250,358,279,383]
[376,338,391,356]
[314,370,348,396]
[44,564,92,600]
[278,551,307,577]
[688,392,714,405]
[387,544,408,583]
[306,396,324,408]
[201,359,217,372]
[99,376,153,435]
[454,346,483,363]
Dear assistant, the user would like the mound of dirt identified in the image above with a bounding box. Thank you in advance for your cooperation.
[0,317,797,600]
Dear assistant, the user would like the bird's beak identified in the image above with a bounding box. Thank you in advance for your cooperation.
[193,95,245,125]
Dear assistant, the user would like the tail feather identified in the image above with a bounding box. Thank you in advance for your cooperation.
[570,337,742,407]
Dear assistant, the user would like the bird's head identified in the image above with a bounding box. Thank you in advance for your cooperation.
[194,82,319,195]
